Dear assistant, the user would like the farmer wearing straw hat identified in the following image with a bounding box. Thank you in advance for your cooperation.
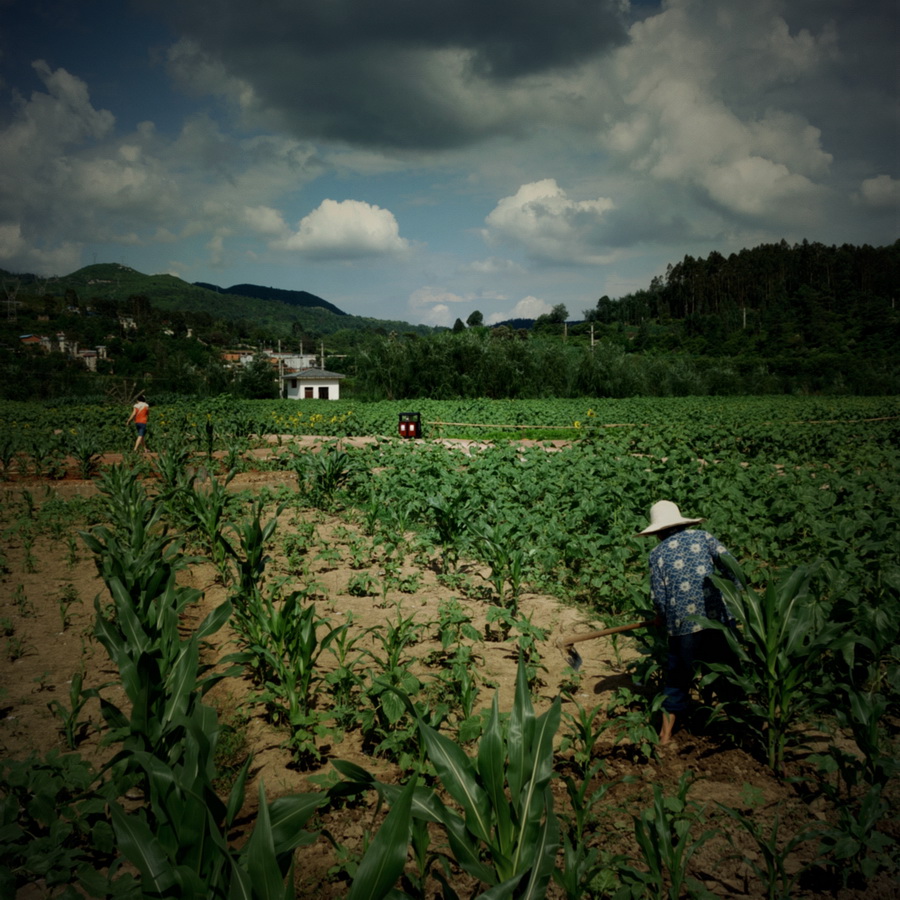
[637,501,739,745]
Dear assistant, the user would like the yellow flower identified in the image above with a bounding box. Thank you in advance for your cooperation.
[574,421,581,429]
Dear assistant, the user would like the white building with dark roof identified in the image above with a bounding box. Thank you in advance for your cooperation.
[281,367,346,400]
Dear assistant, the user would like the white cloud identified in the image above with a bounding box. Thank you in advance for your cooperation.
[410,286,472,308]
[857,175,900,210]
[466,256,524,275]
[486,295,552,325]
[273,199,411,260]
[419,304,453,327]
[242,205,288,235]
[483,179,615,264]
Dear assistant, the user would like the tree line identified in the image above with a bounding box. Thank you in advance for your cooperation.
[2,240,897,400]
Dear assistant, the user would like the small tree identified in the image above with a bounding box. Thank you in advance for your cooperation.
[466,309,484,328]
[235,352,278,398]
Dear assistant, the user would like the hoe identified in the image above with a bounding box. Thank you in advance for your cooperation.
[557,619,657,671]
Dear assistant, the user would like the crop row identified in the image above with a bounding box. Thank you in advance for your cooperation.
[1,395,898,448]
[1,396,898,897]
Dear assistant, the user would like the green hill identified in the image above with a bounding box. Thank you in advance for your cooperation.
[5,263,433,337]
[194,281,347,317]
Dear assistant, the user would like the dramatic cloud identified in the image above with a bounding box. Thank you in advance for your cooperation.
[0,62,323,273]
[0,0,895,321]
[147,0,631,148]
[600,2,839,227]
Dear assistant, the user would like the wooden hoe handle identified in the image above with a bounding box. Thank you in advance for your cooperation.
[556,619,656,649]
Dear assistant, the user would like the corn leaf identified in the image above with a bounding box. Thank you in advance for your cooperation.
[243,781,292,900]
[507,656,535,801]
[109,803,176,895]
[418,721,492,844]
[268,793,326,853]
[347,776,415,900]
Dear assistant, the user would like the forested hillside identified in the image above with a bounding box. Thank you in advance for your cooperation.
[581,239,899,357]
[353,240,900,398]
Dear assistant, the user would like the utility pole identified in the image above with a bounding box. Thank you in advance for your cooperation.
[4,278,20,322]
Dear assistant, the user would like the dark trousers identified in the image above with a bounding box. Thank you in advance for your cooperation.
[662,628,738,714]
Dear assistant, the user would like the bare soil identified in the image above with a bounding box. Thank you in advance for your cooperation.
[1,449,897,899]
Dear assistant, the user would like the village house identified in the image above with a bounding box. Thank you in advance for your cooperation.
[19,334,51,351]
[280,367,346,400]
[19,333,109,370]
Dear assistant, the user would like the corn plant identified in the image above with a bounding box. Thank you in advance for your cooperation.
[707,559,859,775]
[13,583,33,617]
[5,634,31,661]
[469,514,528,610]
[180,469,239,579]
[425,490,471,573]
[85,477,328,898]
[358,612,432,765]
[235,589,349,763]
[347,656,561,896]
[555,760,627,900]
[225,497,283,596]
[57,582,80,631]
[717,804,820,900]
[560,702,608,777]
[324,616,369,730]
[193,414,217,458]
[69,427,102,480]
[426,643,484,743]
[152,439,193,493]
[47,670,92,749]
[26,432,67,480]
[86,465,188,609]
[294,447,353,508]
[81,520,188,623]
[92,574,233,776]
[806,685,897,886]
[21,533,37,572]
[344,778,416,900]
[110,744,325,899]
[65,533,79,568]
[0,431,19,479]
[615,772,719,900]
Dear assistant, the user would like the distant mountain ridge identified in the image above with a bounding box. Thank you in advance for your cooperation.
[0,262,435,337]
[194,281,347,317]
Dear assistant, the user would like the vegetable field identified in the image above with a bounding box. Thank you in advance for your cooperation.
[0,396,898,898]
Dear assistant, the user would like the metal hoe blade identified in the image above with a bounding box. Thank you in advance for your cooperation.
[557,618,656,673]
[565,645,584,671]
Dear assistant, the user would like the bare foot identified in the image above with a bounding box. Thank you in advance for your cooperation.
[659,711,676,745]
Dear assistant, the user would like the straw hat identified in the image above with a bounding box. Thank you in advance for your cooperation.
[636,500,704,536]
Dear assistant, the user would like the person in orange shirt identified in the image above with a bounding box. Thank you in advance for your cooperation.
[126,393,150,453]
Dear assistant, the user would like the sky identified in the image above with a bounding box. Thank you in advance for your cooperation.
[0,0,897,327]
